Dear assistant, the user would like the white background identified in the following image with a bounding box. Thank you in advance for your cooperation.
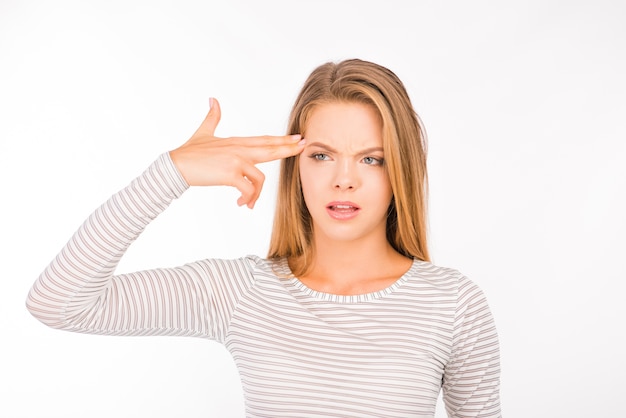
[1,0,625,417]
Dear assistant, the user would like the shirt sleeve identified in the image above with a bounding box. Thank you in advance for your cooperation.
[442,275,502,417]
[25,153,246,340]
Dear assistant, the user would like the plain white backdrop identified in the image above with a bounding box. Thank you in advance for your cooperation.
[1,0,625,417]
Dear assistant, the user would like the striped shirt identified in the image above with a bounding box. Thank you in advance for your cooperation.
[27,153,501,417]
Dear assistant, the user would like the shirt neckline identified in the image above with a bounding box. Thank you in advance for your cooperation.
[276,258,419,303]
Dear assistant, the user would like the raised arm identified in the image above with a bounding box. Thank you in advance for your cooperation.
[26,98,305,338]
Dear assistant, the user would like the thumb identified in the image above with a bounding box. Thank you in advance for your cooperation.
[195,97,222,136]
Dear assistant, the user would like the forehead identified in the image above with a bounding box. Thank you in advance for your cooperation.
[305,102,383,149]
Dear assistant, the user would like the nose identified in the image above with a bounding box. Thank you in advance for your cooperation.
[333,160,359,191]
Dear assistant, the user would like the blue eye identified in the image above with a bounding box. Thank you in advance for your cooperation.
[363,156,383,166]
[311,153,330,161]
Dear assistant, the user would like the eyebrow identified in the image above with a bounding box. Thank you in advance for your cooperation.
[307,141,384,155]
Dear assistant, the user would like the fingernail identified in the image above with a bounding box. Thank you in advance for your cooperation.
[209,97,214,109]
[291,134,302,141]
[298,139,306,146]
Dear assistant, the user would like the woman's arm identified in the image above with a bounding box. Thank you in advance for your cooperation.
[442,276,502,417]
[26,98,305,337]
[25,153,212,336]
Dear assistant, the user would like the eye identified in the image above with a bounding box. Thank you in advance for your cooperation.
[310,153,331,161]
[362,156,384,166]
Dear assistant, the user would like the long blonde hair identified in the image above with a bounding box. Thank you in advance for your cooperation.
[268,59,429,275]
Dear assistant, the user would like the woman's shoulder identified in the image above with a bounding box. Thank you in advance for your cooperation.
[184,255,284,279]
[242,255,284,276]
[407,259,484,295]
[409,258,464,282]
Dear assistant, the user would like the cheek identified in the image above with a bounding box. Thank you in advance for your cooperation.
[298,157,329,190]
[373,177,394,211]
[365,169,393,196]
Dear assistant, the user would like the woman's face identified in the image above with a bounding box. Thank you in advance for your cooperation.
[299,101,392,245]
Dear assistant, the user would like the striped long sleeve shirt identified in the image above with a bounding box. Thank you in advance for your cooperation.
[26,153,501,417]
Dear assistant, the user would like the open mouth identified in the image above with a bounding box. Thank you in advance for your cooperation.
[327,204,359,212]
[326,202,360,220]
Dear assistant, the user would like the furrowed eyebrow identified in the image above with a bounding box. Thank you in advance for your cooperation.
[358,147,384,155]
[307,142,339,153]
[307,141,383,155]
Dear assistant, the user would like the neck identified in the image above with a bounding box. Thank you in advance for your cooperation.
[289,231,413,295]
[313,235,392,271]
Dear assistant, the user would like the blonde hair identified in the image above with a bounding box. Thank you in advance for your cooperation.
[268,59,429,275]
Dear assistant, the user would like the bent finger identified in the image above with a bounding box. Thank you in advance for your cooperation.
[231,175,256,208]
[241,165,266,208]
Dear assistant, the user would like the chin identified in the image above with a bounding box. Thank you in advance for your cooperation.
[314,223,386,246]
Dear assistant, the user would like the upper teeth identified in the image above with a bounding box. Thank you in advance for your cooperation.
[335,205,352,209]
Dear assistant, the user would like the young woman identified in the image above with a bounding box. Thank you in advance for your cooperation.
[27,59,501,417]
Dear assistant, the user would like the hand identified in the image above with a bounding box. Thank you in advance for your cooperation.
[169,98,305,208]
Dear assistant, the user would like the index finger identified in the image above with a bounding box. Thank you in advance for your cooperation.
[246,134,306,164]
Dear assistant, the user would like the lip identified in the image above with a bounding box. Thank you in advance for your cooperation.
[326,201,361,220]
